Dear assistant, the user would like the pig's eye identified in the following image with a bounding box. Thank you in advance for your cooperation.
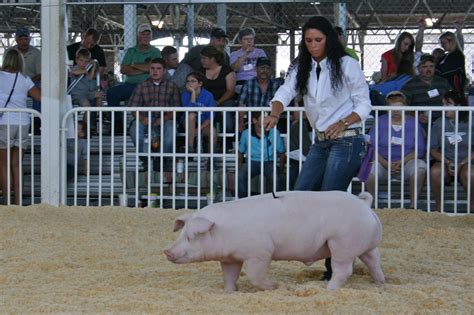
[186,236,191,242]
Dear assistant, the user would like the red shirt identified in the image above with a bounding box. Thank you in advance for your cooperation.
[381,49,397,78]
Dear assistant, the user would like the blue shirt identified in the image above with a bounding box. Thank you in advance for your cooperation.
[181,88,216,121]
[239,128,285,161]
[239,77,281,107]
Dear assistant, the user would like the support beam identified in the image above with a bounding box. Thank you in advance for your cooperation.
[41,0,67,206]
[124,5,137,49]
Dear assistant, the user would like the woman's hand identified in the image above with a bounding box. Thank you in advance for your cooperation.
[325,120,346,139]
[263,114,279,131]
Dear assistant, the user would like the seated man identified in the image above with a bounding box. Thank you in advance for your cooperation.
[128,58,181,155]
[161,45,193,93]
[238,57,281,131]
[238,111,285,198]
[366,91,427,209]
[106,24,161,133]
[401,54,450,125]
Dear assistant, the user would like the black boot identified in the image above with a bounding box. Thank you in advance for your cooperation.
[321,257,332,281]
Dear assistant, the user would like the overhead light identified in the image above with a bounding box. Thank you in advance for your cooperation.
[311,2,320,4]
[151,20,164,28]
[425,18,438,27]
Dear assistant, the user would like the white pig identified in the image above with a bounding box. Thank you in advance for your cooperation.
[164,191,385,292]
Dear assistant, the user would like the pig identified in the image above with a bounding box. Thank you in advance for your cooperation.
[164,191,385,292]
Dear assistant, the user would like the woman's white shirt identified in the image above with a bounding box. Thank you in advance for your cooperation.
[271,56,371,132]
[0,71,34,125]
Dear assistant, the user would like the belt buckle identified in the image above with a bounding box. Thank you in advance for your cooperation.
[317,132,326,142]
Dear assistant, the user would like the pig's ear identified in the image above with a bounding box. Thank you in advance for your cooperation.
[186,217,215,240]
[173,213,192,232]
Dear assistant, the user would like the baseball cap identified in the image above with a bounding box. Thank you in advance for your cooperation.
[256,57,272,67]
[16,26,30,38]
[137,23,152,33]
[419,53,435,64]
[210,28,228,39]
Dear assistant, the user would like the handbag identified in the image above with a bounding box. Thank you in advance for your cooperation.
[0,72,19,119]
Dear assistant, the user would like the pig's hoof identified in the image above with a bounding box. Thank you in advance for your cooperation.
[320,271,332,281]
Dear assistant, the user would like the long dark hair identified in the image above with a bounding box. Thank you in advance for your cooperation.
[393,32,414,68]
[296,16,346,95]
[443,90,469,122]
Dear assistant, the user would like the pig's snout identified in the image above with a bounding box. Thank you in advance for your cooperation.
[164,249,176,262]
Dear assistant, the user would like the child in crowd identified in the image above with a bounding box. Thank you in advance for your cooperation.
[430,90,474,211]
[69,48,101,135]
[66,121,88,182]
[367,91,427,209]
[181,71,217,153]
[238,111,285,198]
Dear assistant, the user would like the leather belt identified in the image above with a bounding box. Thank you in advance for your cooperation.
[316,127,362,142]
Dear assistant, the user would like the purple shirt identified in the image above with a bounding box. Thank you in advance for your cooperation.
[368,114,426,161]
[230,48,267,81]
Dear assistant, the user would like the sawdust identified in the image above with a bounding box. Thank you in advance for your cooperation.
[1,205,473,314]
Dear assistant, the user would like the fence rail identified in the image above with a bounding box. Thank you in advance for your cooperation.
[55,105,474,214]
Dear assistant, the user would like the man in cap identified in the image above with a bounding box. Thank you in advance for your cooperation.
[238,57,282,131]
[401,53,451,124]
[6,26,42,133]
[106,23,161,133]
[67,28,107,77]
[182,27,230,71]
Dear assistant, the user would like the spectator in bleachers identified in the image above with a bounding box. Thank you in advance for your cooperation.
[436,31,467,95]
[200,45,236,150]
[401,54,451,124]
[182,28,229,71]
[0,49,41,205]
[66,121,87,182]
[181,71,217,153]
[238,111,285,198]
[264,16,371,280]
[128,58,180,154]
[366,91,427,209]
[67,28,107,78]
[380,32,415,82]
[238,57,281,131]
[7,27,41,133]
[430,90,474,212]
[334,26,359,61]
[69,48,101,135]
[230,27,267,94]
[162,45,193,93]
[106,24,161,134]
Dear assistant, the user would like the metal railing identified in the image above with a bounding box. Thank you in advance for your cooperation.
[59,105,473,214]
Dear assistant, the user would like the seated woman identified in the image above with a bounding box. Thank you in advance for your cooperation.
[367,91,427,209]
[200,45,236,151]
[181,71,217,153]
[370,59,414,104]
[379,32,415,82]
[436,31,467,95]
[430,90,474,212]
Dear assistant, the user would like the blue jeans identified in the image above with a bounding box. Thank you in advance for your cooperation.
[32,81,41,112]
[294,135,366,191]
[238,161,278,198]
[106,82,137,125]
[129,118,175,153]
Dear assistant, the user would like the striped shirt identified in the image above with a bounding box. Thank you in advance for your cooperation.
[239,78,281,107]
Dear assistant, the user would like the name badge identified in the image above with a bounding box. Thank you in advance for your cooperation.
[243,63,254,71]
[391,136,403,145]
[427,89,440,98]
[448,135,463,145]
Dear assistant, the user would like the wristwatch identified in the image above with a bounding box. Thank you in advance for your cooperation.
[340,119,349,129]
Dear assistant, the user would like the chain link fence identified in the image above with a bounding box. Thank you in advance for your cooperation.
[1,1,473,83]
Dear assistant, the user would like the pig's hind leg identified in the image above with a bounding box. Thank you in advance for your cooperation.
[358,247,385,284]
[221,261,243,293]
[245,257,278,291]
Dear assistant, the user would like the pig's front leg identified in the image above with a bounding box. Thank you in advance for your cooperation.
[221,261,243,293]
[245,258,278,291]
